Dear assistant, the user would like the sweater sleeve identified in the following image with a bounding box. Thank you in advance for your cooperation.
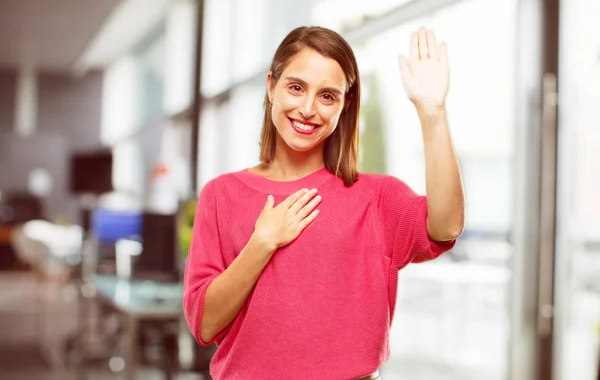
[378,175,456,269]
[183,179,230,346]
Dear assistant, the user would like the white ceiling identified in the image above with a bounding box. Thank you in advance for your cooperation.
[0,0,121,71]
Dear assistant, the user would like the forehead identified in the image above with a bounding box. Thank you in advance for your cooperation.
[281,49,347,92]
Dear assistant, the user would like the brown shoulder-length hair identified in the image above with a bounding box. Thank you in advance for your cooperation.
[259,26,361,186]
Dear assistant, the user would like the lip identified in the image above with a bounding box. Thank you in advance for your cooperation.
[288,117,320,135]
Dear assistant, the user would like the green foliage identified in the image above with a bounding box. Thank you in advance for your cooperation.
[359,75,387,174]
[177,199,197,259]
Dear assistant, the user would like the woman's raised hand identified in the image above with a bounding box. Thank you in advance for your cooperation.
[253,188,321,250]
[398,26,450,110]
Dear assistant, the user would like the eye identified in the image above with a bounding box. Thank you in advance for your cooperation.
[289,84,302,92]
[321,93,336,102]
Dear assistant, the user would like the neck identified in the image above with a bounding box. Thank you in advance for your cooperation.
[266,138,325,181]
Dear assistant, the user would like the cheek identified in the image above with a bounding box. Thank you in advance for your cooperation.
[323,107,344,127]
[275,91,301,110]
[271,105,290,132]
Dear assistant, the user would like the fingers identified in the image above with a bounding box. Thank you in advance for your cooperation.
[289,188,318,214]
[426,29,438,60]
[398,55,411,78]
[439,41,449,66]
[282,188,309,208]
[409,31,419,66]
[263,195,274,210]
[296,193,322,219]
[299,209,319,230]
[418,27,428,60]
[411,27,445,62]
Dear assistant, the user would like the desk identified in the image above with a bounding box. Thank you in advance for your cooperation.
[88,275,183,380]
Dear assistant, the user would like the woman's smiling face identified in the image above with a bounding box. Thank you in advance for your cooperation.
[267,48,348,155]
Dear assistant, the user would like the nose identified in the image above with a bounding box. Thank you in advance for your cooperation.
[299,96,316,119]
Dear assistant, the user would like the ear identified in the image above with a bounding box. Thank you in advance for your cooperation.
[266,71,274,104]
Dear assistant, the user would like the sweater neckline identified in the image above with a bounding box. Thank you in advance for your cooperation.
[234,166,335,193]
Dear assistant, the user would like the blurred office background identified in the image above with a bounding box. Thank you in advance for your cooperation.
[0,0,598,379]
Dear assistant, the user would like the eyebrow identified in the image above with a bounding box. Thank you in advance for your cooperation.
[284,76,344,96]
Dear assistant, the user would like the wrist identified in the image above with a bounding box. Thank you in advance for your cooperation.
[414,102,446,116]
[248,232,277,256]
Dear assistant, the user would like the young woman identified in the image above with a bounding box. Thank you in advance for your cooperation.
[184,26,464,380]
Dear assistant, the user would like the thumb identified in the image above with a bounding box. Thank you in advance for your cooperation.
[398,55,412,79]
[263,195,274,210]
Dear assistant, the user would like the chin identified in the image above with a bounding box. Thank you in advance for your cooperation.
[279,137,318,153]
[287,142,317,152]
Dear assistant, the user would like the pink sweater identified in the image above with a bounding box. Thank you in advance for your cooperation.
[183,167,455,379]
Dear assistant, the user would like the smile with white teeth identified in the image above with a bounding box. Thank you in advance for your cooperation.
[291,119,316,131]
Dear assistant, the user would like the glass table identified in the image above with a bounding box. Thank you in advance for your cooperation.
[82,275,183,380]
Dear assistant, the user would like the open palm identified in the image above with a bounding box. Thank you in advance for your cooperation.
[398,27,450,108]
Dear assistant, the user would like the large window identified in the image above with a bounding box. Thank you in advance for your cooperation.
[102,0,198,203]
[310,0,518,378]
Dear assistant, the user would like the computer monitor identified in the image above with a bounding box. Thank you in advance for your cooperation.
[135,212,179,281]
[69,151,113,195]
